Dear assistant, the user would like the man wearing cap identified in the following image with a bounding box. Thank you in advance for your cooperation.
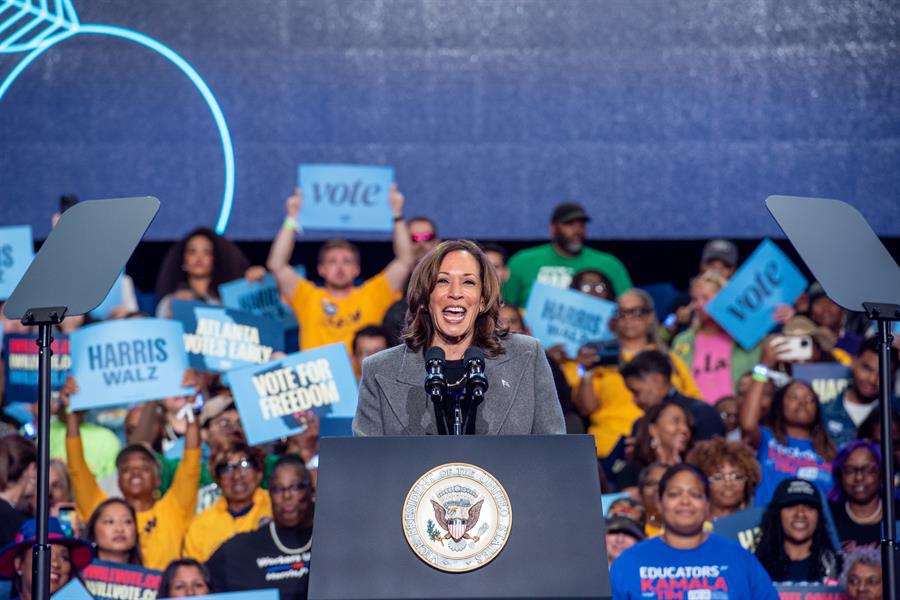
[604,498,646,566]
[822,337,900,447]
[503,202,632,308]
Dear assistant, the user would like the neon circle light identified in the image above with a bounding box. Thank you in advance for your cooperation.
[0,0,235,234]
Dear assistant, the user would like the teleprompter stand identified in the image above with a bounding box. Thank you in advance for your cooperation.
[3,197,159,600]
[767,195,900,600]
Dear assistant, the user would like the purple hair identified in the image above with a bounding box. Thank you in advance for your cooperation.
[827,439,882,503]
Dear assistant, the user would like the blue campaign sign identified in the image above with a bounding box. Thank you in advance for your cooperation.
[69,318,194,410]
[706,239,808,350]
[773,583,846,599]
[523,282,616,357]
[0,225,34,300]
[172,301,285,372]
[298,163,395,232]
[3,334,71,403]
[53,578,94,600]
[90,271,125,319]
[228,342,359,445]
[792,363,851,404]
[218,266,306,328]
[712,506,764,552]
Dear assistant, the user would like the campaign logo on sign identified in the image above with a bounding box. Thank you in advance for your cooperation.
[227,343,358,445]
[3,334,71,403]
[712,506,765,552]
[774,582,846,599]
[0,225,34,300]
[792,363,851,405]
[218,267,306,328]
[81,560,162,600]
[298,163,395,232]
[69,319,193,410]
[523,282,616,357]
[706,239,808,350]
[172,301,284,373]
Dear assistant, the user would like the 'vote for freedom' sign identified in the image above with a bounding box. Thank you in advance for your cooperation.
[69,319,193,410]
[706,239,808,350]
[172,301,284,372]
[228,343,358,445]
[298,163,395,232]
[523,282,616,357]
[3,334,71,403]
[0,225,34,300]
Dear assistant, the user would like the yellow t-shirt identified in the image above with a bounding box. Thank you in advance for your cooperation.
[66,437,201,571]
[290,273,401,351]
[562,348,701,458]
[182,487,272,562]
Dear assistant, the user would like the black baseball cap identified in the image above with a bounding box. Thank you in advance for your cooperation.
[771,478,822,509]
[551,202,591,224]
[701,239,738,268]
[605,497,646,541]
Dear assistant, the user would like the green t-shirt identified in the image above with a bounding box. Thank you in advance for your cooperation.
[49,419,121,480]
[503,243,633,308]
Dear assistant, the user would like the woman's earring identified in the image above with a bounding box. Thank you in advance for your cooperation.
[650,437,659,449]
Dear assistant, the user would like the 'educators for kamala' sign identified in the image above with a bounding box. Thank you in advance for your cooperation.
[172,301,284,372]
[69,319,193,410]
[228,343,358,445]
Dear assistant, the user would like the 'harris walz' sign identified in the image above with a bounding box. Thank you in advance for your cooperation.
[228,343,358,444]
[172,301,284,372]
[523,282,616,357]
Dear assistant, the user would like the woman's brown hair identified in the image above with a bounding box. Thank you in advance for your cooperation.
[633,401,695,468]
[686,438,762,505]
[402,240,507,357]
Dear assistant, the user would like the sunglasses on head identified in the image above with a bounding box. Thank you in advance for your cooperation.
[411,232,436,243]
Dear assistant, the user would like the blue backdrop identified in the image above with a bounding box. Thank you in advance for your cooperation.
[1,0,898,241]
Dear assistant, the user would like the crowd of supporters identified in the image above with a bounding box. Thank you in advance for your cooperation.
[0,191,897,599]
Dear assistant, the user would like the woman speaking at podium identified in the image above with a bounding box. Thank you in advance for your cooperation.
[353,240,564,436]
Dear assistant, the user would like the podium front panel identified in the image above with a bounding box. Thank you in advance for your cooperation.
[309,434,610,599]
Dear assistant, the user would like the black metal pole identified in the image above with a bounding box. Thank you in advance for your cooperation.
[31,323,53,600]
[877,319,897,600]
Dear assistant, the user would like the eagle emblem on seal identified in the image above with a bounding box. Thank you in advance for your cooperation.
[430,497,484,546]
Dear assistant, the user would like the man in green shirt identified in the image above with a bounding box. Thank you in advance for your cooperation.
[503,202,633,307]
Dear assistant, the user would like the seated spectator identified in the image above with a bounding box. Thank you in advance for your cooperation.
[351,325,389,379]
[616,403,694,490]
[562,289,702,459]
[85,498,142,565]
[827,440,897,553]
[604,498,646,566]
[610,464,778,599]
[498,304,526,334]
[842,548,882,600]
[672,271,762,403]
[755,478,841,584]
[207,455,313,600]
[857,406,900,492]
[382,216,440,346]
[0,517,93,600]
[183,443,272,562]
[714,395,740,439]
[637,463,667,537]
[25,459,75,525]
[620,350,724,441]
[807,282,866,357]
[503,201,632,307]
[0,435,36,547]
[158,558,213,598]
[59,378,201,570]
[823,337,898,448]
[686,439,761,519]
[481,242,510,287]
[742,379,836,505]
[267,186,414,352]
[155,227,257,318]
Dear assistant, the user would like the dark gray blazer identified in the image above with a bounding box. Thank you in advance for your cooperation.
[353,334,565,436]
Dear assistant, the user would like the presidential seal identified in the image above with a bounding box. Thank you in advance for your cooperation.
[402,462,512,573]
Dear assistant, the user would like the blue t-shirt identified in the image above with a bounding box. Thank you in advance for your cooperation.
[610,534,778,599]
[754,426,833,506]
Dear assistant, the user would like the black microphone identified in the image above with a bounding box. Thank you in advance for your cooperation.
[424,346,447,397]
[464,347,488,399]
